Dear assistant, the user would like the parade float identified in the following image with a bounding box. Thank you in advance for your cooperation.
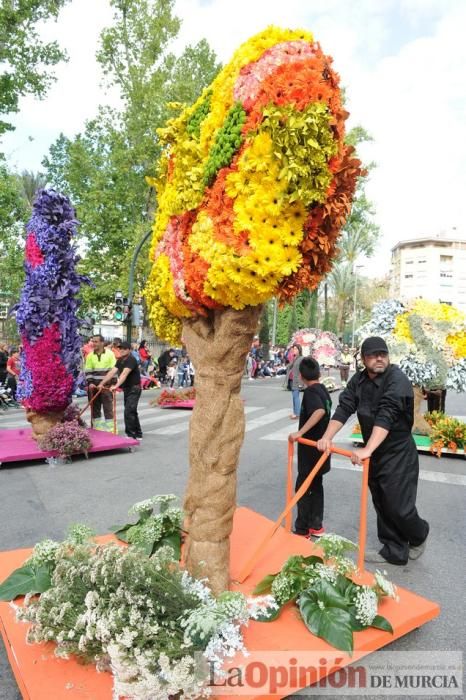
[0,29,440,700]
[352,298,466,453]
[290,328,341,366]
[0,190,137,467]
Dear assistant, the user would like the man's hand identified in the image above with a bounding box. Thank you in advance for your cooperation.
[288,432,301,443]
[97,382,106,390]
[88,383,96,391]
[350,447,372,465]
[317,437,332,453]
[110,385,118,392]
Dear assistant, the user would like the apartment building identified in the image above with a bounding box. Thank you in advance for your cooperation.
[389,231,466,312]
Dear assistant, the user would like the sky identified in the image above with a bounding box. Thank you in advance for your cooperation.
[2,0,466,276]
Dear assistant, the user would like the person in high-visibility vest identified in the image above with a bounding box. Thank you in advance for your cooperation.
[84,334,116,431]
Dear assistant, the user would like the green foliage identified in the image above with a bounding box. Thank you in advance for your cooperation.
[43,0,220,315]
[251,534,395,653]
[299,581,354,654]
[110,494,184,558]
[0,163,31,335]
[259,302,270,358]
[0,564,51,601]
[186,90,212,138]
[0,0,69,136]
[264,102,337,205]
[203,101,245,186]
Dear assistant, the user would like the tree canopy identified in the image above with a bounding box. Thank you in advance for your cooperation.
[43,0,220,314]
[0,0,69,137]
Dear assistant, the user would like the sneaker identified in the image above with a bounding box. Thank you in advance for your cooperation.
[364,550,391,564]
[308,527,325,538]
[409,539,427,560]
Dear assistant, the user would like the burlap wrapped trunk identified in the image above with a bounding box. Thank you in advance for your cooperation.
[26,410,64,439]
[412,386,431,436]
[182,306,262,595]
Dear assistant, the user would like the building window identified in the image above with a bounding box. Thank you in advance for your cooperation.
[417,259,426,264]
[404,274,413,278]
[405,260,414,264]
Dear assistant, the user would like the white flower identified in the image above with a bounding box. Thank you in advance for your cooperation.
[28,539,60,569]
[354,585,378,626]
[247,595,279,620]
[271,571,295,604]
[374,570,398,600]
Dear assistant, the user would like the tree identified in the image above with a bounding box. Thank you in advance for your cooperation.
[325,126,380,336]
[43,0,220,313]
[258,303,270,359]
[0,163,30,337]
[145,29,361,592]
[0,0,69,137]
[19,170,48,207]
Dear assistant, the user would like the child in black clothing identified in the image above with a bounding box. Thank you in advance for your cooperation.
[288,357,332,538]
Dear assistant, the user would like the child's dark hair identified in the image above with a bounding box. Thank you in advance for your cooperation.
[299,356,321,381]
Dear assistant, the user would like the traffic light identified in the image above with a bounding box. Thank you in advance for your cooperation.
[114,291,124,322]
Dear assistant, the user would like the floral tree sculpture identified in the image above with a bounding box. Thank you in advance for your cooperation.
[15,189,88,437]
[290,328,341,366]
[360,299,466,433]
[145,27,362,593]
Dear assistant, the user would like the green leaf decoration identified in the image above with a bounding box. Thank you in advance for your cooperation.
[252,573,278,595]
[347,607,366,632]
[0,565,51,601]
[371,614,393,634]
[314,578,350,610]
[302,555,323,566]
[155,532,181,560]
[300,591,354,654]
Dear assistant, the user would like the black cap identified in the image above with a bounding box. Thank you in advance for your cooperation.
[120,341,131,350]
[360,336,389,355]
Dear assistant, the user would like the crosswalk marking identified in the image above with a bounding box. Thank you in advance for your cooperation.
[244,408,291,432]
[146,405,263,436]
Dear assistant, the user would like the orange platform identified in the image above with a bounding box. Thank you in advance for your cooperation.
[0,508,439,699]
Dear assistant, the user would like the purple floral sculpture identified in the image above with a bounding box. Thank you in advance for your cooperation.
[15,189,89,436]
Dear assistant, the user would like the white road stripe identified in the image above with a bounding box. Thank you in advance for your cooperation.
[146,406,263,436]
[244,408,291,432]
[0,406,180,429]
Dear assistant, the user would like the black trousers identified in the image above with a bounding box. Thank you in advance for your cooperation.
[123,386,142,438]
[369,439,429,564]
[294,472,324,534]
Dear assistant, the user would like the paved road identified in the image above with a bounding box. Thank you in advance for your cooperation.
[0,376,465,698]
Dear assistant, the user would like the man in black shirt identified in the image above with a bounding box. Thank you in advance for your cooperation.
[98,341,142,440]
[317,336,429,566]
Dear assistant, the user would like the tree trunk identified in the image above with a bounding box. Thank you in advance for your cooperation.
[182,306,262,595]
[26,410,64,439]
[412,386,431,435]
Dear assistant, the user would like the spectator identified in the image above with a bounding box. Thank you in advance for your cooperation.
[0,343,8,386]
[167,359,177,388]
[138,340,151,373]
[288,344,303,420]
[6,347,20,399]
[189,358,195,386]
[158,348,175,383]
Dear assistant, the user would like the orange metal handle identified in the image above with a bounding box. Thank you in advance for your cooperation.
[236,439,370,582]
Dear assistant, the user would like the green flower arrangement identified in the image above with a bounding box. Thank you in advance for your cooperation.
[110,494,184,558]
[253,534,397,653]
